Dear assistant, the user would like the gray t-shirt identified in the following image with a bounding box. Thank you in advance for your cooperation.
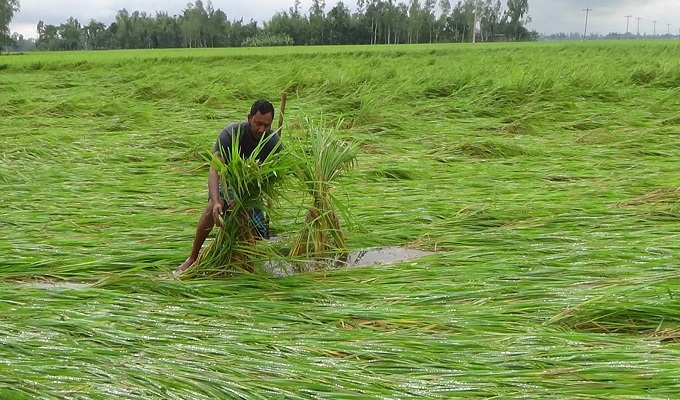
[212,121,281,162]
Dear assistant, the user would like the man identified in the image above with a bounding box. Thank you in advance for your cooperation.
[175,99,282,275]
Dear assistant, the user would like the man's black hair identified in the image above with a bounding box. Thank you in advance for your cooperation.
[249,99,275,119]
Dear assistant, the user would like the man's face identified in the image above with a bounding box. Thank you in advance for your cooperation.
[248,111,273,140]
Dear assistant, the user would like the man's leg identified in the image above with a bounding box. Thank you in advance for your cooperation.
[250,208,269,239]
[175,198,223,274]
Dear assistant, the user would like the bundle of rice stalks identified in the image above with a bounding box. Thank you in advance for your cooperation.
[182,132,290,278]
[289,121,358,263]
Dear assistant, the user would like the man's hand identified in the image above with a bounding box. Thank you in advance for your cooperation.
[212,202,224,227]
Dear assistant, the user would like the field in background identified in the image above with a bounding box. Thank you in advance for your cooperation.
[1,41,680,398]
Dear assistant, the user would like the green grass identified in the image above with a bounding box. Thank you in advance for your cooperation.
[1,40,680,398]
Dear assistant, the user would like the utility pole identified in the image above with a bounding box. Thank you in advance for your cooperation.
[653,20,658,36]
[583,8,592,39]
[472,0,478,44]
[636,17,642,37]
[667,24,671,36]
[625,15,632,33]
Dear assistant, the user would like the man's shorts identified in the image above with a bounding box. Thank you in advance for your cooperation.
[215,183,269,239]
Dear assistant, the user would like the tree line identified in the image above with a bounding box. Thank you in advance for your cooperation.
[4,0,535,52]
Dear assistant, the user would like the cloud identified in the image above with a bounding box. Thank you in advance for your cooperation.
[522,0,677,35]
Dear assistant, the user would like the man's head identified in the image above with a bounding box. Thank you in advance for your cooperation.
[248,99,275,140]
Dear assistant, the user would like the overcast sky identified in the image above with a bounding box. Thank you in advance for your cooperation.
[9,0,680,39]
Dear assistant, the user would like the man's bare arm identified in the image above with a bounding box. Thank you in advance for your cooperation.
[209,153,226,227]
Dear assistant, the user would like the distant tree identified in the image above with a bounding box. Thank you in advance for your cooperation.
[154,12,183,48]
[83,19,107,50]
[407,0,423,44]
[13,33,35,51]
[435,0,450,42]
[1,32,34,51]
[36,21,61,50]
[128,11,154,49]
[206,8,229,47]
[309,0,326,44]
[59,17,81,50]
[265,12,291,40]
[114,9,133,49]
[381,0,398,44]
[449,0,474,43]
[394,2,409,43]
[5,30,19,49]
[422,0,436,42]
[265,0,309,45]
[480,0,502,42]
[349,4,372,44]
[504,0,530,40]
[0,32,12,50]
[229,18,258,47]
[106,22,118,48]
[181,0,209,48]
[0,30,15,51]
[369,0,385,43]
[327,2,352,44]
[1,0,20,52]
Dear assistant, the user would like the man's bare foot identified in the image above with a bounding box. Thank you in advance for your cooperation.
[174,257,196,276]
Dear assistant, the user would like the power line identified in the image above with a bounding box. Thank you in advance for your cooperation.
[583,8,593,39]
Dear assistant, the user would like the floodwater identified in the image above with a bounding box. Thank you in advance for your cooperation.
[340,246,434,267]
[268,246,435,276]
[11,281,93,289]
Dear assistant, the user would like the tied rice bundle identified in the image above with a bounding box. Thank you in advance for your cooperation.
[289,122,357,261]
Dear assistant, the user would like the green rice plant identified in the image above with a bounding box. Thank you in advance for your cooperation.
[288,120,358,262]
[368,166,420,180]
[181,131,290,278]
[544,271,680,340]
[456,140,531,159]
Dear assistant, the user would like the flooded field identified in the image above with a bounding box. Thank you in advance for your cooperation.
[2,42,680,397]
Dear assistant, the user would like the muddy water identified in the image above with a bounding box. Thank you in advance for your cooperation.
[11,281,93,289]
[267,246,434,276]
[340,246,434,267]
